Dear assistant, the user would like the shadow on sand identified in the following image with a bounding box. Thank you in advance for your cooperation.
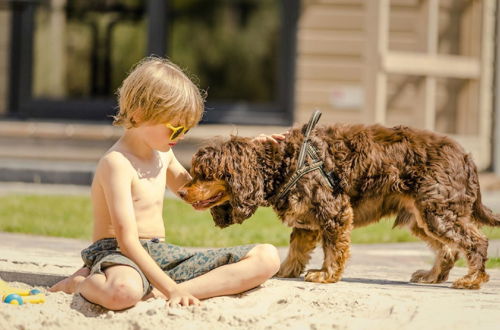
[70,293,108,317]
[273,276,450,290]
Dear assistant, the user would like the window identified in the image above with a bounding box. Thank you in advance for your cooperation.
[8,0,298,125]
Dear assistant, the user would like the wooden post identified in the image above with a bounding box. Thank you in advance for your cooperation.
[456,0,481,135]
[363,0,389,125]
[0,10,11,115]
[478,0,496,169]
[494,0,500,174]
[48,0,66,98]
[417,0,438,131]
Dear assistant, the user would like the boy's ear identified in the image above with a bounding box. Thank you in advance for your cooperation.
[129,109,144,127]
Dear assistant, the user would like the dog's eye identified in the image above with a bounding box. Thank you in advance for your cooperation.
[224,174,232,180]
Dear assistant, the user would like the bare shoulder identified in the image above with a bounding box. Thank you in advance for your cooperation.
[95,150,134,179]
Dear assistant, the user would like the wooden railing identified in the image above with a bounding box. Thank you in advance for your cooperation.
[363,0,496,169]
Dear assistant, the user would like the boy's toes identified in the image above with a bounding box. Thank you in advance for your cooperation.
[48,278,71,293]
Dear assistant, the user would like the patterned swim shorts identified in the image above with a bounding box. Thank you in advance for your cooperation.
[81,238,255,296]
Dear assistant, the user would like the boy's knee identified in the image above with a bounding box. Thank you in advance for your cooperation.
[104,278,144,310]
[251,244,281,277]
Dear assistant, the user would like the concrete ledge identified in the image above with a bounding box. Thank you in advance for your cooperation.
[0,119,290,185]
[0,120,122,141]
[0,166,94,185]
[0,270,65,287]
[0,119,288,141]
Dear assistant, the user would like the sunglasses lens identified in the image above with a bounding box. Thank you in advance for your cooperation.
[171,128,183,140]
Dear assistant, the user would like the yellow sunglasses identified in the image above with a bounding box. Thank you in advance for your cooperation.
[165,123,190,141]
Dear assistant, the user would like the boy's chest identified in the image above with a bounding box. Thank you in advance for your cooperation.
[131,163,167,207]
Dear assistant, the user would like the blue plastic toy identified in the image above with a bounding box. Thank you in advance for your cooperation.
[1,279,45,305]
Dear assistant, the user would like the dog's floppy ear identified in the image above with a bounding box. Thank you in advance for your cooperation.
[210,203,234,228]
[221,137,265,224]
[209,173,261,229]
[227,172,260,223]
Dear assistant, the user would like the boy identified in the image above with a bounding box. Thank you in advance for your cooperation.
[49,57,281,310]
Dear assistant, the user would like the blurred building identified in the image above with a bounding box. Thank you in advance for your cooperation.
[0,0,498,183]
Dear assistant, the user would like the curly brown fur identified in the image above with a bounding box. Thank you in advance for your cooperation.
[179,124,500,289]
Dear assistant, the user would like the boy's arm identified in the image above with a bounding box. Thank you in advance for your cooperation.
[98,155,199,306]
[166,151,191,195]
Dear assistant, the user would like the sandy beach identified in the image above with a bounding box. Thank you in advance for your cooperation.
[1,233,499,330]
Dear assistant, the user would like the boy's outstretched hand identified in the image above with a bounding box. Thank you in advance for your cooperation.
[252,132,288,144]
[168,289,200,307]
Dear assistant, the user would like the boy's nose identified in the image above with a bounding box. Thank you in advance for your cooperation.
[177,189,187,199]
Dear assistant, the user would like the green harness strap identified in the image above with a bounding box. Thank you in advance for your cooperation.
[275,110,335,201]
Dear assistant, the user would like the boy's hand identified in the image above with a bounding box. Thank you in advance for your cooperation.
[167,289,200,307]
[253,132,288,144]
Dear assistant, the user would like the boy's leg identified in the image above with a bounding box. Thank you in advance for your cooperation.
[175,244,280,300]
[49,267,90,294]
[77,265,144,311]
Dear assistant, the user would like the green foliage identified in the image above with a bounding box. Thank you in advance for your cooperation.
[0,195,93,239]
[0,195,290,246]
[455,258,500,269]
[33,0,280,102]
[164,200,291,246]
[1,195,500,248]
[169,0,279,102]
[350,218,420,244]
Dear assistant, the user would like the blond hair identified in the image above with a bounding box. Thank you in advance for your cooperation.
[114,57,205,128]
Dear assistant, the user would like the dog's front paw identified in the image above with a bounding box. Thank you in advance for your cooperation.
[304,269,340,283]
[410,269,440,284]
[276,262,303,278]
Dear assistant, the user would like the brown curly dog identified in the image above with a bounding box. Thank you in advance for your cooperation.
[178,123,500,289]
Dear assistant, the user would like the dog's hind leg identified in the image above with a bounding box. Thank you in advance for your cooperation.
[277,228,320,278]
[416,200,489,289]
[409,222,460,284]
[450,225,489,289]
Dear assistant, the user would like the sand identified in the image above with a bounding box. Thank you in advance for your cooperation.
[1,238,499,330]
[1,268,499,330]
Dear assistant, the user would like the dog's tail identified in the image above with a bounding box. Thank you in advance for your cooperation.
[464,153,500,227]
[473,189,500,227]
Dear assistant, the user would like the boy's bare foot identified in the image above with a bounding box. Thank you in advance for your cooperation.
[49,267,90,294]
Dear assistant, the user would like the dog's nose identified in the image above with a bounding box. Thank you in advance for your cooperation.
[177,189,187,198]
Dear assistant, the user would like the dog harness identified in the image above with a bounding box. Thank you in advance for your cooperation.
[275,110,339,201]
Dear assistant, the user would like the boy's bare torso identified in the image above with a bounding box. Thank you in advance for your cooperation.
[91,144,171,241]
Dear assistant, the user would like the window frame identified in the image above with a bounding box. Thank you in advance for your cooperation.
[7,0,299,125]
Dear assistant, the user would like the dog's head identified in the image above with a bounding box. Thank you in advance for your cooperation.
[178,136,266,228]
